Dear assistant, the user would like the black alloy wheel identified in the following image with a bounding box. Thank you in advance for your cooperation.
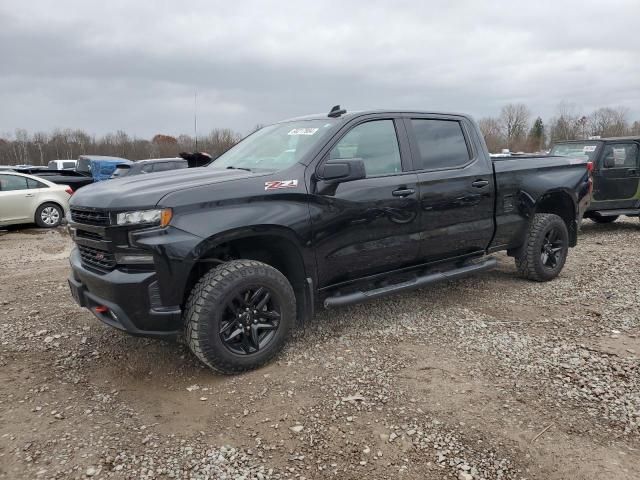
[220,286,281,355]
[540,227,565,270]
[184,259,295,374]
[515,213,569,282]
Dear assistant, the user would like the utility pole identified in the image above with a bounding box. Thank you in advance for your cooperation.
[194,91,198,151]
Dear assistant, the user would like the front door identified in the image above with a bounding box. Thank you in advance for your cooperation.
[310,118,421,288]
[593,142,640,209]
[404,117,496,262]
[0,174,37,224]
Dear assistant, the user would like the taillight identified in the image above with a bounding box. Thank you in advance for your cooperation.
[65,187,74,195]
[586,161,594,173]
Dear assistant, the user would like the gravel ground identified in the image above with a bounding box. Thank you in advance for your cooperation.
[0,219,639,479]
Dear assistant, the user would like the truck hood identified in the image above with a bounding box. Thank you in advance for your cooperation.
[70,167,256,210]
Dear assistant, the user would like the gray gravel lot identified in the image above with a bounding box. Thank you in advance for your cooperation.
[0,219,639,479]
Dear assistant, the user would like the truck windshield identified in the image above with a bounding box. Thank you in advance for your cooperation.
[550,142,600,161]
[211,119,336,171]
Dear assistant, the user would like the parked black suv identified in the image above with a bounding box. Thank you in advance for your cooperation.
[68,108,592,373]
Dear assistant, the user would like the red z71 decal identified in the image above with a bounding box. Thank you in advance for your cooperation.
[264,180,298,191]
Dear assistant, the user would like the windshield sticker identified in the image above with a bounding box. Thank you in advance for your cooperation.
[583,145,597,152]
[288,128,319,136]
[265,180,298,191]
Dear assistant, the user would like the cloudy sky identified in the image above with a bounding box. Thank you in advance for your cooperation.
[1,0,639,138]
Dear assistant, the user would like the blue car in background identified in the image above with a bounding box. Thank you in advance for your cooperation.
[76,155,132,181]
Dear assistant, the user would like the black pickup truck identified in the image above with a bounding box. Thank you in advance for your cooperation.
[550,136,640,223]
[67,108,592,373]
[10,167,94,191]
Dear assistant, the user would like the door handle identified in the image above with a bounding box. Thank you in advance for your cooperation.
[392,188,415,197]
[471,179,489,188]
[25,193,35,197]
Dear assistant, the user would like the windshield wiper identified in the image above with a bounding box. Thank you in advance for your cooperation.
[226,166,252,172]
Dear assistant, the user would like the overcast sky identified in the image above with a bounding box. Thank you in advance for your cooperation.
[1,0,639,138]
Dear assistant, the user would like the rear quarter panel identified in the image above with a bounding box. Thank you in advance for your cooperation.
[491,156,591,249]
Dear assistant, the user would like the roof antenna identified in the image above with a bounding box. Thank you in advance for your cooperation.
[328,104,346,118]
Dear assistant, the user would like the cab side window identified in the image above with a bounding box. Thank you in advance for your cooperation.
[602,143,639,168]
[330,120,402,177]
[410,119,470,170]
[0,174,29,191]
[153,162,173,172]
[27,178,47,189]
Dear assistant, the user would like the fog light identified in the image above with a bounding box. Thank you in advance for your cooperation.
[115,253,154,264]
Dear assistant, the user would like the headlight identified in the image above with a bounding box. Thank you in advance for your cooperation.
[116,208,172,227]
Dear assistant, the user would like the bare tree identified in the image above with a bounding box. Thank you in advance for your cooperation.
[548,101,584,142]
[588,107,629,137]
[478,117,504,153]
[499,103,530,150]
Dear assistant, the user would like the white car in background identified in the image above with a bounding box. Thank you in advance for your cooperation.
[48,159,78,170]
[0,171,72,228]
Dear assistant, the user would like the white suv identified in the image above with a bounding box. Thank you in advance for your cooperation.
[0,171,72,228]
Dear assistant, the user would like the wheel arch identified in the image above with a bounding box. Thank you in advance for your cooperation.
[533,189,578,246]
[183,227,313,327]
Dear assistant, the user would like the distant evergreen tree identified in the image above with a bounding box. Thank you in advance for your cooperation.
[528,117,545,151]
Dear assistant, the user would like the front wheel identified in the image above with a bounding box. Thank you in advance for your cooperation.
[184,260,295,374]
[515,213,569,282]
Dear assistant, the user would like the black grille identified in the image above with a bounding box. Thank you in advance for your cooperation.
[76,229,103,241]
[78,245,116,272]
[71,208,110,226]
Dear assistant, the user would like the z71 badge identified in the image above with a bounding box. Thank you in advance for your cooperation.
[265,180,298,191]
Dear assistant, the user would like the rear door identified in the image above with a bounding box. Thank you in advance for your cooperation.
[404,116,495,262]
[310,117,421,287]
[0,174,37,223]
[593,142,640,208]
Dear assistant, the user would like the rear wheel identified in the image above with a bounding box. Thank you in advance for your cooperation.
[591,215,618,224]
[184,260,295,374]
[35,203,63,228]
[515,213,569,282]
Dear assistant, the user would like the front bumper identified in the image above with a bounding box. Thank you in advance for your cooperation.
[68,248,182,338]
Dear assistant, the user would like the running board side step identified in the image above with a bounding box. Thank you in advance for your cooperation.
[324,257,497,309]
[592,209,640,217]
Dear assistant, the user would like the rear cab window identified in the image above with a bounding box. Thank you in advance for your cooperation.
[408,119,471,170]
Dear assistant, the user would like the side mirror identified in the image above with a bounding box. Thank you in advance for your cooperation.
[317,158,366,183]
[603,156,615,168]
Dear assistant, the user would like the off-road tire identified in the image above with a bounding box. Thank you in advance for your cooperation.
[591,215,618,224]
[184,260,295,374]
[515,213,569,282]
[35,203,63,228]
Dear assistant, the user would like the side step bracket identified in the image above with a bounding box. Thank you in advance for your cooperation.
[324,257,497,309]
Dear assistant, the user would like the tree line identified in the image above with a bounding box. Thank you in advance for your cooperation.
[479,102,640,153]
[2,103,640,165]
[0,128,241,166]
